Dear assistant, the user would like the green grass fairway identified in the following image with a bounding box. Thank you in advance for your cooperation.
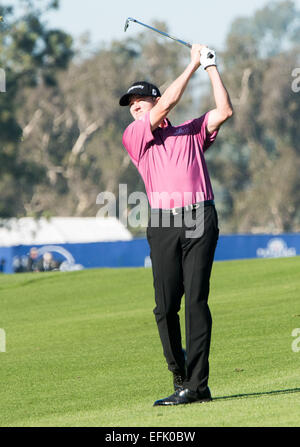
[1,257,300,427]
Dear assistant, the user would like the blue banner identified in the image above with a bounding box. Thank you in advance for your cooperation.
[0,234,299,274]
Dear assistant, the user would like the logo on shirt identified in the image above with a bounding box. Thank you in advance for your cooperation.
[173,127,187,136]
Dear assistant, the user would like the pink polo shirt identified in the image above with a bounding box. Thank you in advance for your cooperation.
[122,111,218,208]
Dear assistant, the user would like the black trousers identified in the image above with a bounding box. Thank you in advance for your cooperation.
[146,204,219,393]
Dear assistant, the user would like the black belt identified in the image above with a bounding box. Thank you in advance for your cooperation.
[151,200,215,216]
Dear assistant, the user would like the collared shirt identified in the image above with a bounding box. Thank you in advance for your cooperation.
[122,111,218,208]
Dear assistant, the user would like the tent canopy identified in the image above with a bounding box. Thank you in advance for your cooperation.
[0,217,132,247]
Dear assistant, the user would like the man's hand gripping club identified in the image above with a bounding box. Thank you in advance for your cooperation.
[149,44,213,131]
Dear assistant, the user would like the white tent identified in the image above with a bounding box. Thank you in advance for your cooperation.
[0,217,132,247]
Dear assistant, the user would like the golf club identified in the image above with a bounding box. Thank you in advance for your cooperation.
[124,17,214,59]
[124,17,192,48]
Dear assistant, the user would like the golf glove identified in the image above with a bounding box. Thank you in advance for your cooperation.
[200,47,217,69]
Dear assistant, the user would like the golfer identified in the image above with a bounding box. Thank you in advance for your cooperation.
[119,44,233,406]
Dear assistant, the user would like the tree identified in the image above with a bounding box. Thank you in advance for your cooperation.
[2,1,300,235]
[0,0,73,217]
[16,23,193,225]
[203,0,300,232]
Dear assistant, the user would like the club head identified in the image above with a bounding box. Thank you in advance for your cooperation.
[124,17,136,33]
[124,18,130,32]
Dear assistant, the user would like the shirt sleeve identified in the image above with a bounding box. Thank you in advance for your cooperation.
[122,112,155,166]
[190,111,219,152]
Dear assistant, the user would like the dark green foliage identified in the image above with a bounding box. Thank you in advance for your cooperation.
[0,0,73,217]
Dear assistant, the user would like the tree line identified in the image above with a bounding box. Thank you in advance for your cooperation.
[0,0,299,235]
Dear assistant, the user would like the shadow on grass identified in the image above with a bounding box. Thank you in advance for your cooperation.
[214,387,300,402]
[0,273,58,290]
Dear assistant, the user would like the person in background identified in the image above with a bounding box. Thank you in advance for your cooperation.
[37,252,59,272]
[26,247,39,272]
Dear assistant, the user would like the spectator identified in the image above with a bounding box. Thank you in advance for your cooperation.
[13,256,23,273]
[37,252,59,272]
[26,247,40,272]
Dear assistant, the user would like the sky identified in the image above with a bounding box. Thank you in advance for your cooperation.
[5,0,300,50]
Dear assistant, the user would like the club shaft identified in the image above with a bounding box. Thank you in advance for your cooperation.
[127,17,191,48]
